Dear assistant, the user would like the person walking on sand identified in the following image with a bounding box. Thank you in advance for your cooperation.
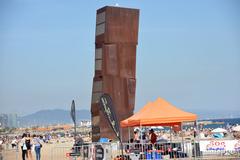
[25,133,33,160]
[20,133,27,160]
[33,135,42,160]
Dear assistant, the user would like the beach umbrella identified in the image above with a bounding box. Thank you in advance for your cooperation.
[157,126,164,130]
[211,128,227,133]
[151,126,164,130]
[232,126,240,132]
[134,127,140,131]
[213,133,224,138]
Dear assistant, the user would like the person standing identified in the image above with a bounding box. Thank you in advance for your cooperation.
[25,133,33,160]
[33,135,42,160]
[149,129,157,144]
[133,130,140,143]
[20,133,27,160]
[0,138,3,160]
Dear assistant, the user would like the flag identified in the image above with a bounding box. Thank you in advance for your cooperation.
[70,100,76,124]
[99,94,120,139]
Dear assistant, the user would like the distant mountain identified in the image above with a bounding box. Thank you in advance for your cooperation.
[16,108,240,127]
[186,108,240,120]
[19,109,90,127]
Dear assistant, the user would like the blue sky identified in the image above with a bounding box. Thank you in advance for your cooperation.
[0,0,239,118]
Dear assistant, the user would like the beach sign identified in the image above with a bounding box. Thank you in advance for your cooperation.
[99,93,120,140]
[95,145,104,160]
[66,152,81,157]
[200,140,239,152]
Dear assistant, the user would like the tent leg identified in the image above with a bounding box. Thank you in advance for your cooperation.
[196,120,199,138]
[169,126,173,159]
[170,126,172,146]
[128,127,130,142]
[140,125,143,154]
[120,127,123,142]
[181,123,184,154]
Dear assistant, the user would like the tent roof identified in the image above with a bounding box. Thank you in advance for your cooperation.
[121,97,197,127]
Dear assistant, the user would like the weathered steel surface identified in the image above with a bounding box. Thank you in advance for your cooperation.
[96,6,139,44]
[91,6,139,142]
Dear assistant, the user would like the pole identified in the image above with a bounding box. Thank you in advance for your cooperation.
[128,127,130,143]
[170,126,174,159]
[118,136,124,159]
[120,127,123,142]
[120,127,124,159]
[74,122,77,144]
[140,125,143,154]
[193,121,197,160]
[74,122,77,160]
[170,126,172,145]
[181,123,184,154]
[16,144,18,160]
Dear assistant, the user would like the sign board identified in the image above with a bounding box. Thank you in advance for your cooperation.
[66,152,81,157]
[99,94,120,139]
[95,145,104,160]
[199,140,240,152]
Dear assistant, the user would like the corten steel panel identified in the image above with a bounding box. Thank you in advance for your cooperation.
[102,44,136,78]
[96,6,139,44]
[127,78,136,108]
[102,44,118,76]
[91,103,100,116]
[117,44,136,78]
[91,6,139,142]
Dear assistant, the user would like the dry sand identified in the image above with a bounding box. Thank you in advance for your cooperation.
[2,140,74,160]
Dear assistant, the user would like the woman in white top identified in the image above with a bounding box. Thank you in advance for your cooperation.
[20,133,27,160]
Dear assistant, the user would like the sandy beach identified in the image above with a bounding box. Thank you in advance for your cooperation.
[2,139,74,160]
[2,136,240,160]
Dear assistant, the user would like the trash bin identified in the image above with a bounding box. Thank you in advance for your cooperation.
[155,151,162,159]
[145,151,152,159]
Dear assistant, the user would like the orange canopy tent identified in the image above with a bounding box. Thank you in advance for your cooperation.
[120,97,197,127]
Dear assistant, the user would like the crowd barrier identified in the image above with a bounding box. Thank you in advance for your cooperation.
[51,140,240,160]
[1,140,239,160]
[51,142,120,160]
[0,144,19,160]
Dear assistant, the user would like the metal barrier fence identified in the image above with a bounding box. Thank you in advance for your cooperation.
[51,143,122,160]
[1,140,239,160]
[51,140,239,160]
[0,144,19,160]
[122,140,193,159]
[199,149,240,159]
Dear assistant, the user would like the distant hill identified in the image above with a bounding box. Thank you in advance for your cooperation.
[19,109,90,127]
[186,108,240,120]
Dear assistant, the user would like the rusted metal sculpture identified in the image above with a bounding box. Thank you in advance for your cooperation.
[91,6,139,142]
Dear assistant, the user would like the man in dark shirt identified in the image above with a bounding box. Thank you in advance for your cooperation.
[149,129,157,144]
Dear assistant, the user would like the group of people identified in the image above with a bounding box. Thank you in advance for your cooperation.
[133,128,157,144]
[19,133,42,160]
